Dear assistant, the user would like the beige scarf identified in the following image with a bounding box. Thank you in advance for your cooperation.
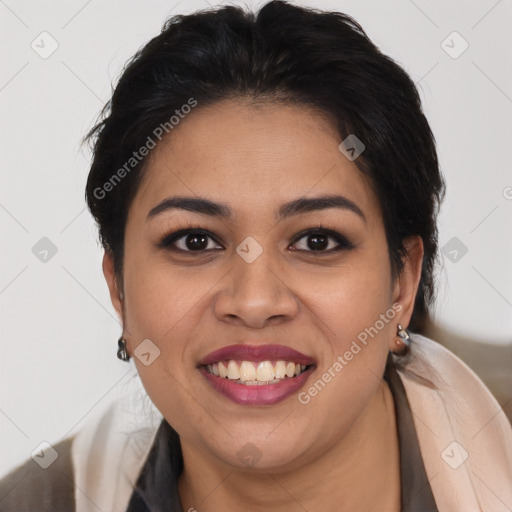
[71,334,512,511]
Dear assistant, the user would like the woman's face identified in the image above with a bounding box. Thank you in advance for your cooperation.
[104,99,422,471]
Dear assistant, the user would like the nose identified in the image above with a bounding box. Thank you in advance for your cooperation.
[213,250,299,329]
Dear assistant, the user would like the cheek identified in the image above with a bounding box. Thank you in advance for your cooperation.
[321,258,393,382]
[122,257,207,347]
[121,260,213,431]
[296,254,394,420]
[300,254,393,347]
[297,268,394,434]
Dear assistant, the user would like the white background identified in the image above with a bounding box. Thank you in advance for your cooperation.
[1,0,511,477]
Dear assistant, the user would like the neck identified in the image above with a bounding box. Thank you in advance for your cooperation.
[178,379,401,512]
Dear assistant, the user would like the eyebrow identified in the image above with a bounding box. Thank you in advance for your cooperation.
[147,194,366,223]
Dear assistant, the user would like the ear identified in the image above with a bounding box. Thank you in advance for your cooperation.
[102,251,124,322]
[390,235,424,337]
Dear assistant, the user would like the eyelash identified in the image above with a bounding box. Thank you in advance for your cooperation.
[157,223,355,255]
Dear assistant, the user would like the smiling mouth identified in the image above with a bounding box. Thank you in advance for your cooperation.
[202,360,312,385]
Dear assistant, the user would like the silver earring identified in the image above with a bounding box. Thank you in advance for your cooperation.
[397,324,411,345]
[394,324,411,354]
[117,336,130,362]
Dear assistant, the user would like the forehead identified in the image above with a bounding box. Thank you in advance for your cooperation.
[132,99,380,226]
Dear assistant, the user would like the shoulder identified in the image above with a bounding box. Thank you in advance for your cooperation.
[397,332,511,433]
[70,388,163,511]
[0,436,76,512]
[399,332,509,407]
[395,333,512,510]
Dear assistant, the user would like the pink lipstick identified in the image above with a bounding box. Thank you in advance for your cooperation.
[198,344,316,406]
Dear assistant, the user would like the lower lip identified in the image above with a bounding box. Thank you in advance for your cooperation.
[199,366,315,406]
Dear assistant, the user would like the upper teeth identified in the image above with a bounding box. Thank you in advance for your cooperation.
[206,360,307,384]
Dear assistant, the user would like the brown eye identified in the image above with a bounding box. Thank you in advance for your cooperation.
[291,228,354,253]
[159,229,223,252]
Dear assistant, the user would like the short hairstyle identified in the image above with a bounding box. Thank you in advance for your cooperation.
[85,0,445,333]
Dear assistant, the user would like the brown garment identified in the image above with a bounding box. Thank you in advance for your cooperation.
[0,437,76,511]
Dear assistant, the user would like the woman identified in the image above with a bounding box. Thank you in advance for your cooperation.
[1,1,511,510]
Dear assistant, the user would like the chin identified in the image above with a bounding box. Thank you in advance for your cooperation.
[206,428,313,472]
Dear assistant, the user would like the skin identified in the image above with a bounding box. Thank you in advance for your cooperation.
[103,98,423,511]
